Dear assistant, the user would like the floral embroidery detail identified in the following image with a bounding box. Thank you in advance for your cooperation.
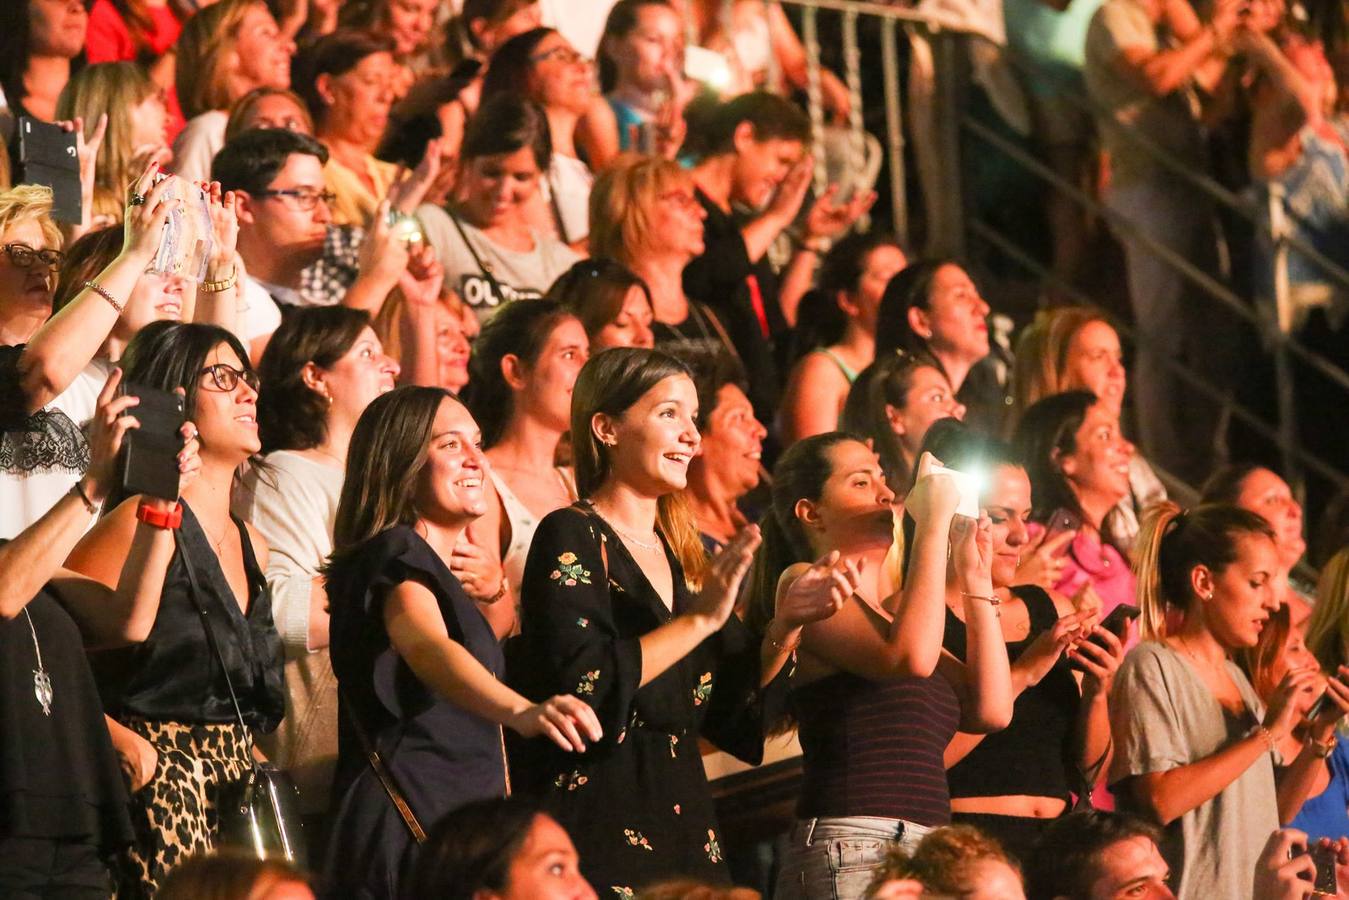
[575,669,600,695]
[669,734,679,758]
[704,829,722,863]
[673,803,681,815]
[576,617,590,628]
[611,888,635,898]
[550,552,591,586]
[553,770,589,791]
[691,672,713,706]
[624,829,653,851]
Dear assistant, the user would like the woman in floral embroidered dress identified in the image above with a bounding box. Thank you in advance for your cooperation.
[512,347,852,894]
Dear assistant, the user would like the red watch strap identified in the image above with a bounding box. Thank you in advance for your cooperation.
[136,502,183,529]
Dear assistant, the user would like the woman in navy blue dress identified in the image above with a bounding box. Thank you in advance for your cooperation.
[322,386,599,900]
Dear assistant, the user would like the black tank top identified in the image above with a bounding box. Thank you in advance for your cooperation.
[943,586,1080,802]
[793,667,961,826]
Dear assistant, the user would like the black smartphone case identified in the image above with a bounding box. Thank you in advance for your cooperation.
[119,384,185,502]
[17,118,81,224]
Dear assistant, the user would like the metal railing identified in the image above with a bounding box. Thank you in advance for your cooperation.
[743,0,1349,502]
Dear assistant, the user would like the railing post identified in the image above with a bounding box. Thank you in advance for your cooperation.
[881,17,908,245]
[1267,182,1305,500]
[933,30,967,258]
[801,4,828,194]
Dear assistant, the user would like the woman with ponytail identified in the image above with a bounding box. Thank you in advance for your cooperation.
[1109,502,1349,899]
[511,347,840,894]
[746,433,1013,898]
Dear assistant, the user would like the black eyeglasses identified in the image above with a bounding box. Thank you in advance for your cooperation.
[199,364,261,392]
[3,243,64,270]
[253,188,337,211]
[530,45,590,67]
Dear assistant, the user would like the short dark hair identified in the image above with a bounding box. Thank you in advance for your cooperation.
[1199,461,1269,506]
[1024,811,1164,900]
[211,128,330,194]
[699,91,811,157]
[402,796,542,899]
[546,258,652,342]
[599,0,675,91]
[461,93,552,168]
[875,257,960,360]
[292,28,397,125]
[257,306,373,453]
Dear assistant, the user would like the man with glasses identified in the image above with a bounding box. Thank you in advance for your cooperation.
[212,128,413,362]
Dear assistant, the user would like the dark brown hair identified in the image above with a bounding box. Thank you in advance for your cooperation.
[546,258,652,342]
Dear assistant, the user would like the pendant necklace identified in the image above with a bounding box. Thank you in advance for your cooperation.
[22,608,53,716]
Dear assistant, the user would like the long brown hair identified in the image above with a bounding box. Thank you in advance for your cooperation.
[1009,305,1113,431]
[1237,601,1292,700]
[1133,501,1277,642]
[176,0,265,119]
[329,385,455,565]
[1306,547,1349,674]
[571,347,705,586]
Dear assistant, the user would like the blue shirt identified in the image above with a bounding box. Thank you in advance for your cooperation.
[1290,739,1349,842]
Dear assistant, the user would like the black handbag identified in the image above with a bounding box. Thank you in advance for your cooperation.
[180,543,306,865]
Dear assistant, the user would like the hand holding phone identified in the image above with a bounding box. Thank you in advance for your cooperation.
[928,462,982,519]
[1069,604,1138,673]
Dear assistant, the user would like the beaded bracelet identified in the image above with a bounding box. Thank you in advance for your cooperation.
[962,592,1002,618]
[83,279,123,313]
[765,621,802,653]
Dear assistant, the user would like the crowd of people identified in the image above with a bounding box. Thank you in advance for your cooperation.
[1,0,1349,899]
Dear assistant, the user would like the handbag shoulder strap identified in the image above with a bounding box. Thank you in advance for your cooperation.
[337,687,428,843]
[447,209,506,305]
[178,541,253,751]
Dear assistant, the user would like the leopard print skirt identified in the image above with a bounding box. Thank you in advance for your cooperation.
[115,718,252,900]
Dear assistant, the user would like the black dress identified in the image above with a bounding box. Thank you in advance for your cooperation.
[511,504,786,896]
[324,526,508,900]
[0,587,133,890]
[942,585,1081,862]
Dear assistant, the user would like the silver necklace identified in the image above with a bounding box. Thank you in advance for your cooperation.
[22,608,53,716]
[593,507,662,552]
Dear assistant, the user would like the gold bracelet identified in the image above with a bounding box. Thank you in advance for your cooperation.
[1253,725,1277,754]
[200,265,238,294]
[765,621,801,653]
[1307,733,1338,759]
[82,280,124,313]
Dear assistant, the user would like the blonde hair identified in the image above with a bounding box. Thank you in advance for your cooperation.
[56,63,159,222]
[589,154,694,265]
[373,291,469,383]
[1010,305,1112,433]
[224,86,314,141]
[0,184,63,252]
[1306,547,1349,674]
[176,0,265,119]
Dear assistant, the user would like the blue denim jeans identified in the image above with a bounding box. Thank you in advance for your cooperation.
[774,816,935,900]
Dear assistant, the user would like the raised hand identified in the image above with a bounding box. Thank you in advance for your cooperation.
[1015,607,1095,688]
[358,199,412,291]
[58,114,107,233]
[905,451,962,529]
[398,242,444,309]
[509,694,603,752]
[803,184,878,243]
[776,550,861,629]
[1266,667,1323,741]
[1069,621,1126,697]
[1252,828,1316,900]
[690,525,762,631]
[1015,527,1075,590]
[83,367,139,505]
[122,163,179,262]
[951,513,994,594]
[203,181,241,276]
[766,154,815,224]
[449,538,506,604]
[1306,665,1349,743]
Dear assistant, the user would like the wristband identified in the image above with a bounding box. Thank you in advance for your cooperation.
[765,620,802,653]
[136,501,183,530]
[83,280,124,313]
[71,480,101,514]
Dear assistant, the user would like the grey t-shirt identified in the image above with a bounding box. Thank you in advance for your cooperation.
[1109,641,1279,900]
[416,204,581,322]
[1083,0,1207,188]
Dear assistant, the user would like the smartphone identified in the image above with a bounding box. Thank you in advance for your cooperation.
[387,209,425,246]
[1305,842,1338,896]
[17,117,81,224]
[119,383,185,502]
[1045,507,1083,551]
[1070,604,1139,672]
[927,462,981,519]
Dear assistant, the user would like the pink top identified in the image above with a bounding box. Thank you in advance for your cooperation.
[1027,521,1137,618]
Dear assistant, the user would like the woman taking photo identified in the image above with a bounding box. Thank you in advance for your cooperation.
[779,232,907,446]
[417,94,580,323]
[462,300,587,631]
[66,322,286,897]
[0,367,195,896]
[295,29,400,228]
[920,421,1121,864]
[1110,501,1349,899]
[1010,306,1166,554]
[1012,391,1137,615]
[547,258,655,352]
[234,306,400,837]
[745,435,1012,897]
[512,347,841,893]
[875,259,1009,436]
[840,351,965,501]
[322,385,599,900]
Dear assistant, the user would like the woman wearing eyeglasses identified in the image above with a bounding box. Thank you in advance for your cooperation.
[66,321,286,898]
[0,168,203,540]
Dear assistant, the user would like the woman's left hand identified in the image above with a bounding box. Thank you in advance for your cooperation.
[1069,622,1127,698]
[450,539,506,604]
[775,550,861,630]
[398,242,444,308]
[1308,665,1349,742]
[951,513,994,594]
[803,184,877,243]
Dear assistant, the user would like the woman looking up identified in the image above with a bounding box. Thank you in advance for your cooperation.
[512,348,840,893]
[1110,502,1349,900]
[322,386,600,900]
